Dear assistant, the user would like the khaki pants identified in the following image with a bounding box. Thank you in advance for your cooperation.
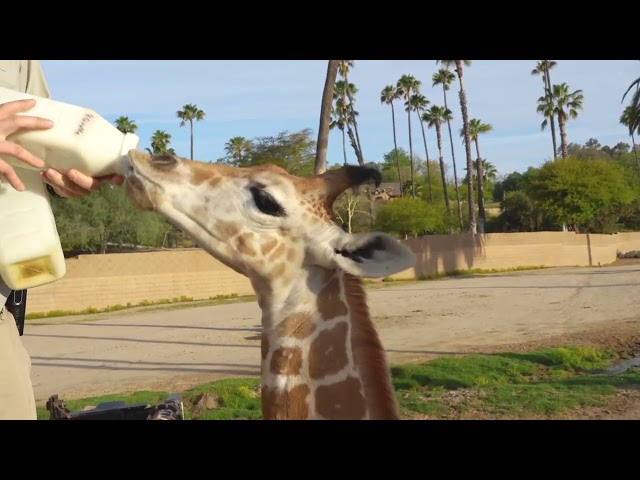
[0,307,37,420]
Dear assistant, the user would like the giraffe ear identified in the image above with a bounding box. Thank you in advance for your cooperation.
[331,231,416,279]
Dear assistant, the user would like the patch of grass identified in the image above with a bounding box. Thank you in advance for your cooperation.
[414,265,548,282]
[26,293,256,322]
[37,345,638,420]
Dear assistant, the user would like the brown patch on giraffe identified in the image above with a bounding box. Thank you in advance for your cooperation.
[270,242,287,260]
[271,262,286,278]
[209,176,222,188]
[275,312,316,339]
[216,220,241,239]
[236,232,257,256]
[318,276,348,320]
[262,384,310,420]
[308,321,349,379]
[260,237,278,256]
[190,164,215,185]
[344,273,401,420]
[287,248,297,262]
[270,347,303,375]
[261,333,270,361]
[315,376,367,420]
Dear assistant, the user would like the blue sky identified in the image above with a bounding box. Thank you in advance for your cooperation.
[39,60,639,178]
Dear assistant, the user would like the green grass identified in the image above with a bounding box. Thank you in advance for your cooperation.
[37,345,640,420]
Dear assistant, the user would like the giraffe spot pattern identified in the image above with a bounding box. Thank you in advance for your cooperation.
[318,276,348,320]
[236,232,257,256]
[275,312,316,339]
[315,376,366,420]
[260,237,278,255]
[262,384,310,420]
[308,321,349,379]
[270,347,303,375]
[261,333,270,360]
[216,220,241,239]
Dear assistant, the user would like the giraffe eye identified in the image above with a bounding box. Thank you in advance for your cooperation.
[250,187,285,217]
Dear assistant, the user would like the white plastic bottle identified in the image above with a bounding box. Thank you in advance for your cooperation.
[0,86,139,290]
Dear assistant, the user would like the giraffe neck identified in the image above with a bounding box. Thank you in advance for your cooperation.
[258,266,400,420]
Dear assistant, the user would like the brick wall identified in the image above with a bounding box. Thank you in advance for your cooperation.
[25,232,640,314]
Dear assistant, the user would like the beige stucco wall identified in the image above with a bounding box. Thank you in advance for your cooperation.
[25,232,640,315]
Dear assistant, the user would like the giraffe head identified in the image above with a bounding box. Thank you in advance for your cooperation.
[124,151,415,289]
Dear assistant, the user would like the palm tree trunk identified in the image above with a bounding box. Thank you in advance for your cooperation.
[418,116,434,203]
[341,128,347,165]
[474,139,486,233]
[456,61,477,234]
[344,72,365,166]
[443,86,464,232]
[407,96,416,198]
[391,104,403,195]
[315,60,339,175]
[436,122,450,214]
[190,119,194,160]
[544,64,558,159]
[632,131,640,181]
[558,111,568,158]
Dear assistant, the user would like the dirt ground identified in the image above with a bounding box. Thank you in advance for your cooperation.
[22,259,640,419]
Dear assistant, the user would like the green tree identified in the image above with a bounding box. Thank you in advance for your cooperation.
[621,70,640,135]
[537,83,584,158]
[380,85,404,193]
[338,60,365,165]
[146,130,176,155]
[333,80,362,164]
[465,118,493,233]
[315,60,339,175]
[493,191,548,233]
[437,60,476,233]
[531,60,559,159]
[527,157,636,232]
[397,74,422,197]
[176,103,206,160]
[329,104,348,165]
[422,105,453,216]
[620,105,640,180]
[224,136,253,165]
[408,93,433,203]
[374,197,447,238]
[114,116,138,134]
[432,67,464,231]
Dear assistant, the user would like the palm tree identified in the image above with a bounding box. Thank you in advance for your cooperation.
[329,105,348,165]
[408,93,433,203]
[465,118,493,233]
[224,136,253,165]
[146,130,175,155]
[422,105,452,215]
[114,116,138,134]
[620,105,640,180]
[433,68,463,231]
[397,74,422,198]
[334,80,363,165]
[315,60,340,175]
[531,61,559,159]
[380,85,403,194]
[176,103,206,160]
[437,60,476,233]
[537,83,584,158]
[474,159,497,183]
[622,71,640,135]
[338,60,365,165]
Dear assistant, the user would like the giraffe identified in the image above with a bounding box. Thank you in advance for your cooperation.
[123,150,416,420]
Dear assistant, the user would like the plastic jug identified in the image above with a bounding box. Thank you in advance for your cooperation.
[0,86,139,290]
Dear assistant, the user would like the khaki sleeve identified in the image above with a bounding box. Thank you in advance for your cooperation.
[24,60,51,98]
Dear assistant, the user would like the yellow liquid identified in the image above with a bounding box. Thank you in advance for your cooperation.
[7,255,58,290]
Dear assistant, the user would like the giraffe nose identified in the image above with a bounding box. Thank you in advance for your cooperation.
[150,154,179,169]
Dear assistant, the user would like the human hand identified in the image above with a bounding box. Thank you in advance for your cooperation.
[0,98,51,191]
[40,168,124,199]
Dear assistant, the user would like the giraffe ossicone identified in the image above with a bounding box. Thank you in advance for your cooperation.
[124,150,416,420]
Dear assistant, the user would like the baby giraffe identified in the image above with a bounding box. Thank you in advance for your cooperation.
[124,151,416,420]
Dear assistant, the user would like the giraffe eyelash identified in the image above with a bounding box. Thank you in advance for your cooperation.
[250,186,286,217]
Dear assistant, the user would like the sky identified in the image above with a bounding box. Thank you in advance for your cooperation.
[39,60,639,178]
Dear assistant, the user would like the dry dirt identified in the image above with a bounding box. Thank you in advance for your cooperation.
[22,260,640,419]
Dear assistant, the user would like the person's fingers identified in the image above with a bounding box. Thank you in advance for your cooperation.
[0,114,54,136]
[0,160,25,191]
[0,140,45,168]
[0,99,37,117]
[41,168,91,197]
[64,169,104,191]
